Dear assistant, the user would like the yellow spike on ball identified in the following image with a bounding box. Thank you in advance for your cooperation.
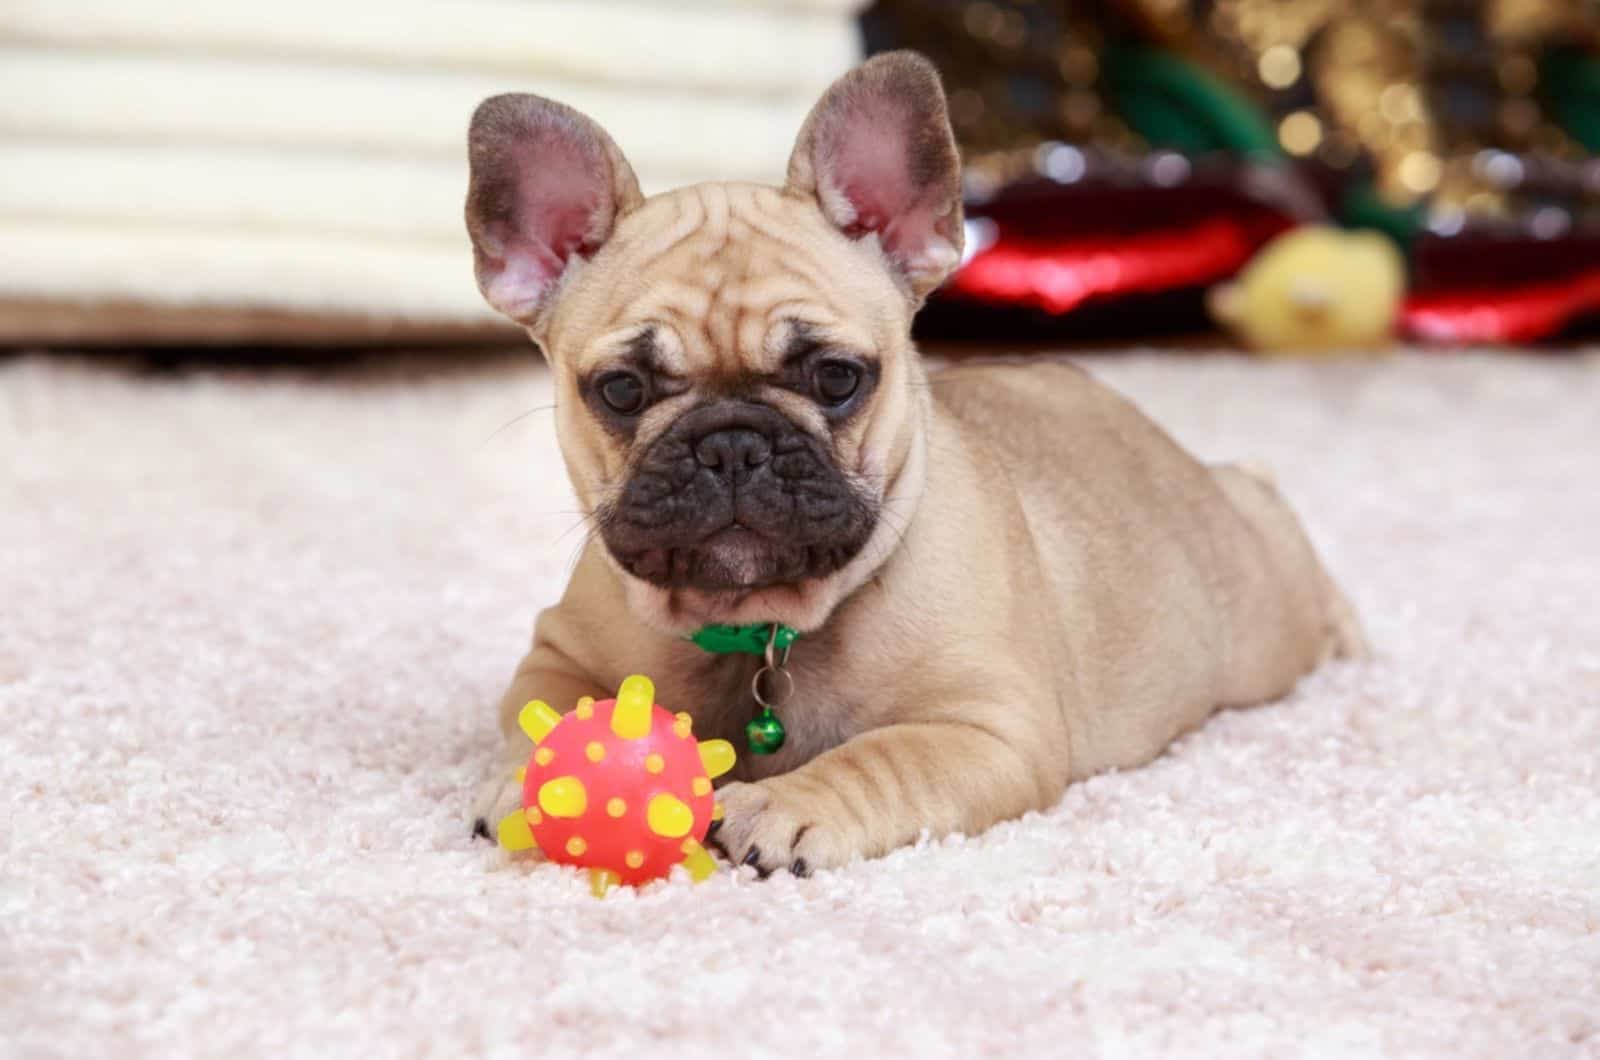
[589,868,620,897]
[497,810,535,851]
[698,739,736,779]
[517,700,562,744]
[681,839,718,882]
[611,674,655,739]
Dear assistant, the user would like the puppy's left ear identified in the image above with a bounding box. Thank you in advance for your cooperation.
[786,51,964,302]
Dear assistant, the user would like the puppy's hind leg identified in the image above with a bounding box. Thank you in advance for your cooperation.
[1210,465,1368,707]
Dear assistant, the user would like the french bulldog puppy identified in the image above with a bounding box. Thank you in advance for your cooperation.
[465,52,1365,876]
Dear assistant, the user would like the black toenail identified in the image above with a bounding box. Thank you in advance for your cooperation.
[791,858,810,878]
[472,817,491,841]
[741,847,772,878]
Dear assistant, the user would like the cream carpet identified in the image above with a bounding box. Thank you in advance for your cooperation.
[3,349,1598,1059]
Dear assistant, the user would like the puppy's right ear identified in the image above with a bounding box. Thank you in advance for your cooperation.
[465,95,643,330]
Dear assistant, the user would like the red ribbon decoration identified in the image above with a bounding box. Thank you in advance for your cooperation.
[943,215,1284,316]
[1402,267,1600,344]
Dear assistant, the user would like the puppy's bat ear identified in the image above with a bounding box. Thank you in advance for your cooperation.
[465,94,643,329]
[786,51,964,302]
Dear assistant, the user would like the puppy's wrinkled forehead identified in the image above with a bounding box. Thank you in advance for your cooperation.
[545,182,900,379]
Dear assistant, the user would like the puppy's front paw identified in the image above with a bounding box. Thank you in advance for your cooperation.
[470,746,529,843]
[712,779,851,878]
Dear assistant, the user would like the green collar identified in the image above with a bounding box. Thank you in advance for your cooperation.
[687,623,799,656]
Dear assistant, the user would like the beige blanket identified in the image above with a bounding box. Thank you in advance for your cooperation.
[0,0,866,342]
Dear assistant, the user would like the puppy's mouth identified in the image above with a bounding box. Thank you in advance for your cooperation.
[613,523,866,592]
[599,400,878,592]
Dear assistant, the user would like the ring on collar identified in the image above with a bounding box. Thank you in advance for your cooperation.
[745,622,792,755]
[752,622,794,710]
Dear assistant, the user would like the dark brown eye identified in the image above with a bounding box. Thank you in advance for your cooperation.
[813,361,861,406]
[598,372,647,415]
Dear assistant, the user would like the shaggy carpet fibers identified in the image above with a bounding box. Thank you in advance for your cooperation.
[2,349,1597,1059]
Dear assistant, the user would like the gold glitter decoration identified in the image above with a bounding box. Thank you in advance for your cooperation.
[1398,151,1442,193]
[1258,45,1302,89]
[1487,0,1598,40]
[1497,54,1539,94]
[1313,15,1438,203]
[864,0,1137,168]
[1278,111,1324,155]
[1378,85,1423,125]
[1117,0,1595,226]
[867,0,1596,228]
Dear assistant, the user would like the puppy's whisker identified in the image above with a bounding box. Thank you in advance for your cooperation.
[477,403,557,451]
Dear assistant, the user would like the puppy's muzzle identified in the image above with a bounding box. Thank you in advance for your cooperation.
[601,400,876,591]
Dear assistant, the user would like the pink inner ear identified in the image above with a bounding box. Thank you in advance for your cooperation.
[481,131,609,320]
[829,109,915,233]
[819,102,957,283]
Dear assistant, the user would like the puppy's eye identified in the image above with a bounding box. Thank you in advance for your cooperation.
[598,372,648,415]
[813,361,861,406]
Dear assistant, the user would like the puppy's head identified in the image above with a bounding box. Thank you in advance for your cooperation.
[465,53,962,633]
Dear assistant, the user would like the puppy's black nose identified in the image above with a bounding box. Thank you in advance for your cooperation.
[695,429,772,471]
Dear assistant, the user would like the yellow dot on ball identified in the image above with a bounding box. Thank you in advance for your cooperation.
[625,850,644,869]
[537,776,587,818]
[646,793,693,838]
[673,713,693,739]
[585,741,606,763]
[533,747,554,767]
[692,776,711,797]
[606,797,627,818]
[574,697,595,721]
[645,754,665,774]
[566,836,587,857]
[524,807,541,826]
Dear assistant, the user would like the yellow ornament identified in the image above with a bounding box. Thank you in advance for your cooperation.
[1208,226,1405,355]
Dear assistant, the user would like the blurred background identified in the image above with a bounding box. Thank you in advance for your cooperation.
[1,0,1596,353]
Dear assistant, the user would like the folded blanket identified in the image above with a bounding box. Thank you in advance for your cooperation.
[0,143,719,243]
[0,48,818,180]
[2,221,491,322]
[0,0,860,94]
[0,0,867,343]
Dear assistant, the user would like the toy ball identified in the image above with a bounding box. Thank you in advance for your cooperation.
[495,674,735,896]
[1208,225,1405,355]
